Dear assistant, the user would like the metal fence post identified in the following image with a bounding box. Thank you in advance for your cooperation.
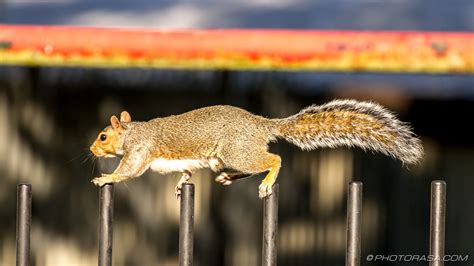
[16,184,32,266]
[98,184,114,266]
[262,184,279,266]
[179,183,195,266]
[430,180,446,266]
[346,181,362,266]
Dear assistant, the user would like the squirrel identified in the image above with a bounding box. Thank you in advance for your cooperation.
[90,99,423,198]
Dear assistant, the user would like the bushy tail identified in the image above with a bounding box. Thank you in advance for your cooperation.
[274,99,423,165]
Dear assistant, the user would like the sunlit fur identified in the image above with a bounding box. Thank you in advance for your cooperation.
[276,99,423,165]
[90,100,423,198]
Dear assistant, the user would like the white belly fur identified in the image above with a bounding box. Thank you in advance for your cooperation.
[150,158,210,174]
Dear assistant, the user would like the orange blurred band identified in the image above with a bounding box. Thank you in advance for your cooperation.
[0,24,472,73]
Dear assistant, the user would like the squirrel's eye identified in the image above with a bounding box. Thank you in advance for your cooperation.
[100,134,107,141]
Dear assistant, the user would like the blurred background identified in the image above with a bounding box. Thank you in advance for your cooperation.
[0,1,473,266]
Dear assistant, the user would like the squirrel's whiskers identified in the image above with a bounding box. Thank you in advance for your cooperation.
[81,153,95,165]
[67,148,94,165]
[89,156,97,180]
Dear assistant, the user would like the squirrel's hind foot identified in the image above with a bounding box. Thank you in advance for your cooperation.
[258,183,274,199]
[215,173,233,185]
[215,172,252,186]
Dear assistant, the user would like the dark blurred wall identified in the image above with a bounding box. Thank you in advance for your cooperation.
[0,67,473,266]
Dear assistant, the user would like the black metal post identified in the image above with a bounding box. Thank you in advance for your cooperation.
[16,184,32,266]
[346,181,362,266]
[429,180,446,266]
[179,183,195,266]
[262,184,279,266]
[98,184,114,266]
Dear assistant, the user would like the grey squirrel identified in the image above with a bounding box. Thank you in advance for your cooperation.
[90,99,423,198]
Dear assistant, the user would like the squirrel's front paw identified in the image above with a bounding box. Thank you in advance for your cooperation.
[91,177,111,187]
[258,183,273,199]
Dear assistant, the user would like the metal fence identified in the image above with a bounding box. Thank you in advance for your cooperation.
[14,180,446,266]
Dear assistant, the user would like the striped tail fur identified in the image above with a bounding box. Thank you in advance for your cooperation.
[274,99,423,165]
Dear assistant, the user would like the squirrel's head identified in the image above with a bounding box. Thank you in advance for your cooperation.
[90,111,131,158]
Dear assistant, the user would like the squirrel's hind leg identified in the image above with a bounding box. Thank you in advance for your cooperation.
[257,154,281,199]
[220,149,281,199]
[215,172,252,185]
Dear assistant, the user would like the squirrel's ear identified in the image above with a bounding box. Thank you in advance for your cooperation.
[110,115,122,130]
[120,111,131,123]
